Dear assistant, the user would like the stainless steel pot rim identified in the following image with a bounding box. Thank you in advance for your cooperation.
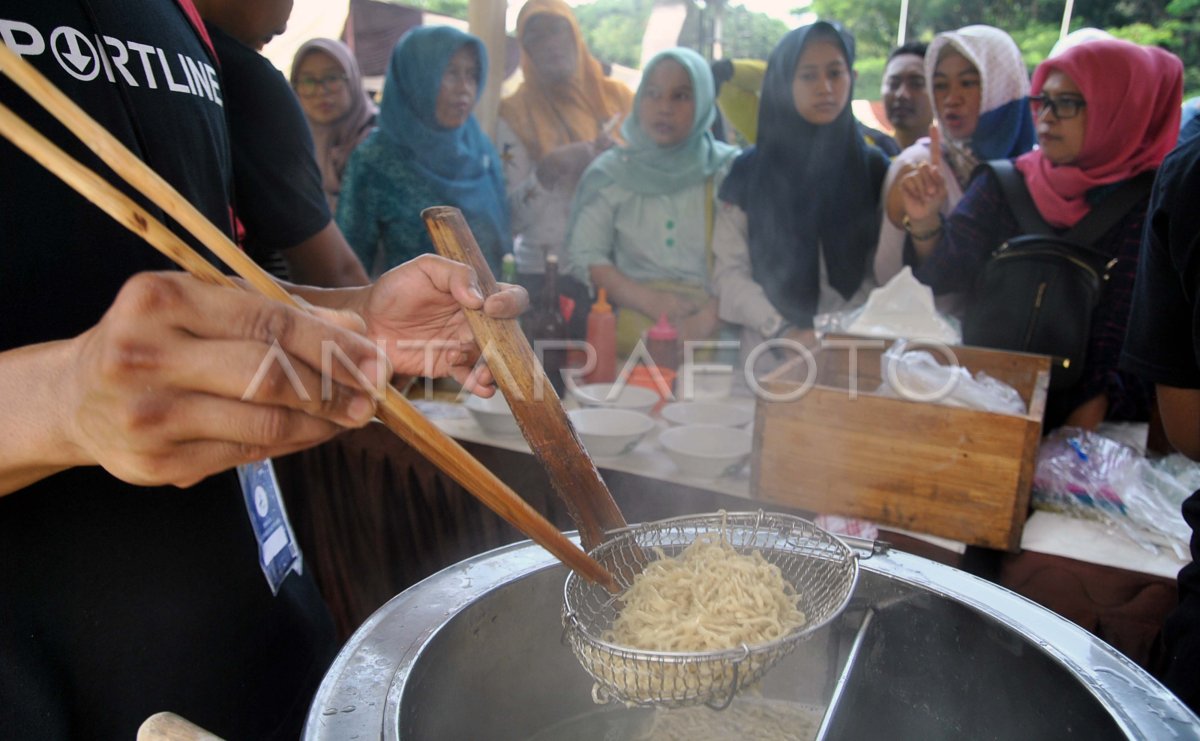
[306,533,1200,740]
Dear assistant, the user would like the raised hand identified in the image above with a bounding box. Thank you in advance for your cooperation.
[899,125,948,233]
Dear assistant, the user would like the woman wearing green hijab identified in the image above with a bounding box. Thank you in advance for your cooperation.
[564,47,739,354]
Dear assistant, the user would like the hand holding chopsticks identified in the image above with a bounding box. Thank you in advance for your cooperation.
[0,42,620,592]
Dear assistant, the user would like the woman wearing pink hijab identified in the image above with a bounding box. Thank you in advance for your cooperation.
[901,39,1183,431]
[291,39,378,212]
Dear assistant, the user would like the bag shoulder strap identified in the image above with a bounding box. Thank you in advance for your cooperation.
[1062,170,1155,246]
[172,0,218,64]
[977,159,1053,235]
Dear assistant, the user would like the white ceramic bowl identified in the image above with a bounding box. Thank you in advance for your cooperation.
[567,408,655,458]
[569,382,659,415]
[658,423,753,478]
[660,401,754,429]
[463,393,521,435]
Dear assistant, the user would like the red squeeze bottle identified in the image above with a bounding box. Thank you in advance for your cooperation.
[585,288,617,383]
[645,312,679,372]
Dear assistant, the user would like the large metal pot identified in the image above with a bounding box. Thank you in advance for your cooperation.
[304,537,1200,740]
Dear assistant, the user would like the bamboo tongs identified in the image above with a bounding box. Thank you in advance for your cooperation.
[0,42,620,593]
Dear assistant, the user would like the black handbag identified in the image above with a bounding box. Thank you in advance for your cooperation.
[962,161,1153,390]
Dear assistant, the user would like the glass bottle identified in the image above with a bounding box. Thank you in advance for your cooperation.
[523,254,567,395]
[500,253,516,284]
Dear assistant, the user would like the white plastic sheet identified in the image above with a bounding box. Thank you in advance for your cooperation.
[876,340,1028,416]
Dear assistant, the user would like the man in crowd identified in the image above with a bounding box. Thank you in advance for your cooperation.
[881,41,933,151]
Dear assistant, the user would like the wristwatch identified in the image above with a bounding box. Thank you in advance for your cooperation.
[902,213,944,241]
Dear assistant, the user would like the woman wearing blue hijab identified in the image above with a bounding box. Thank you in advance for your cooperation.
[713,21,889,347]
[564,47,739,353]
[337,26,511,276]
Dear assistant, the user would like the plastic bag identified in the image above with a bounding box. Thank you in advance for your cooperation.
[815,267,961,344]
[876,340,1028,416]
[1032,427,1193,558]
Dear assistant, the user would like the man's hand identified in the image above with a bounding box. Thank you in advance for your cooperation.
[62,272,388,488]
[349,254,529,394]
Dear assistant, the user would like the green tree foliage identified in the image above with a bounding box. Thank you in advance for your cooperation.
[807,0,896,58]
[719,4,790,59]
[1158,0,1200,99]
[810,0,1199,100]
[1008,23,1061,67]
[673,2,789,61]
[400,0,1198,99]
[576,0,787,67]
[575,0,654,68]
[854,56,885,101]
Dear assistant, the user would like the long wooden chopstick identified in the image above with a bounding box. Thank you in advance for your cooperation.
[0,43,619,594]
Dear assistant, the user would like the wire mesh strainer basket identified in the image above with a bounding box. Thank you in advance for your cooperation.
[562,511,858,709]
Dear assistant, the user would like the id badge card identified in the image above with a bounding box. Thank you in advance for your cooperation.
[237,459,302,594]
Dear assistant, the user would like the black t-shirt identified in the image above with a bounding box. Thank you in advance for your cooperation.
[1121,133,1200,713]
[0,3,335,738]
[1121,136,1200,388]
[0,1,233,348]
[207,25,330,261]
[859,121,901,158]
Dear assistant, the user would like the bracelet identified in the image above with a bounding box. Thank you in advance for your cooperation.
[903,214,944,241]
[761,314,787,339]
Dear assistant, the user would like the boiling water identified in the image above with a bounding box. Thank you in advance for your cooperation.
[526,698,825,741]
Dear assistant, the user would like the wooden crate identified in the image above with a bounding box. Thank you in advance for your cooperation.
[751,338,1050,551]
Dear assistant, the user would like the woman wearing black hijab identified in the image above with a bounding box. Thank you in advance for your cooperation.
[712,21,888,353]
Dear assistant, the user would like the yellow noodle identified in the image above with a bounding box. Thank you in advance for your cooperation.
[605,534,807,653]
[582,518,810,705]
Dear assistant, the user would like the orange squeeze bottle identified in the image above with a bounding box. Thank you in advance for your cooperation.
[585,288,617,383]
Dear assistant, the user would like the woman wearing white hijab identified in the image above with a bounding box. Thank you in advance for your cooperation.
[873,25,1035,314]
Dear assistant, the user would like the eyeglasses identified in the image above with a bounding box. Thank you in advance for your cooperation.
[1030,94,1086,120]
[295,74,348,96]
